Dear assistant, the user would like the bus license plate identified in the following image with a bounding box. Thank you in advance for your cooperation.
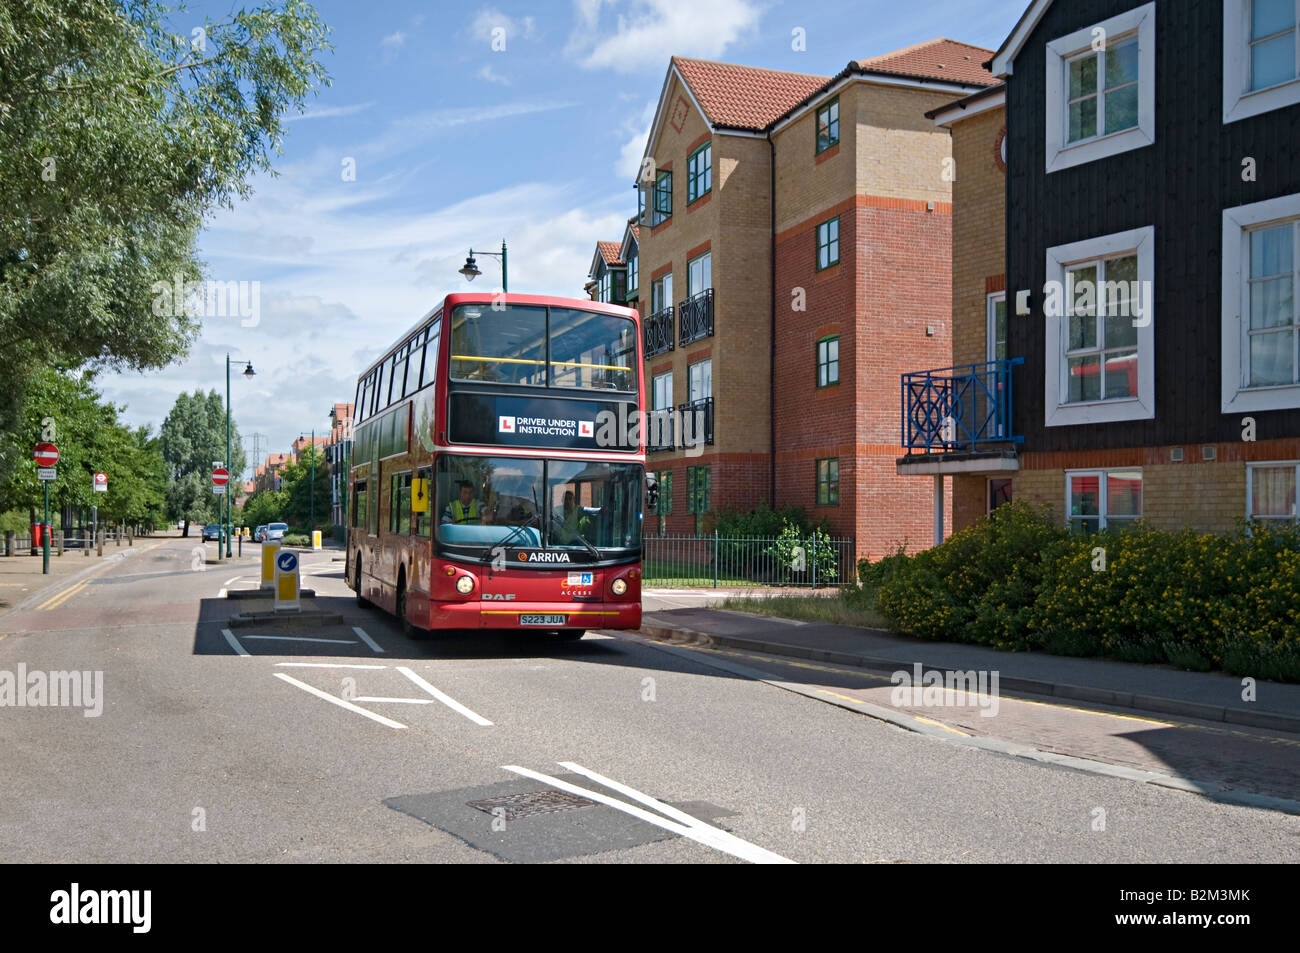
[520,614,567,626]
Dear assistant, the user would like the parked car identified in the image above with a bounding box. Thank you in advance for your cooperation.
[202,523,221,541]
[265,522,287,542]
[254,525,268,542]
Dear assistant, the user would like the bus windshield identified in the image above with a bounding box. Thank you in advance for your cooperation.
[449,304,637,392]
[435,454,642,556]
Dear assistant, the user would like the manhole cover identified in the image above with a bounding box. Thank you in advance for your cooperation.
[466,790,596,821]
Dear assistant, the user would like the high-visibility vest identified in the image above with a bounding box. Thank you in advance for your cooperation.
[450,499,481,523]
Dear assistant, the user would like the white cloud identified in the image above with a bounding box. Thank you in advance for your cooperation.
[567,0,762,72]
[616,98,657,180]
[380,31,407,50]
[100,169,629,459]
[362,100,575,161]
[470,6,538,45]
[284,101,377,123]
[476,64,512,86]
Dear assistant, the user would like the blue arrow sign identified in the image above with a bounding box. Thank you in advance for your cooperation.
[276,550,298,574]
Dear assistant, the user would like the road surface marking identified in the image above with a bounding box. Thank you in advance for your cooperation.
[272,673,406,730]
[395,666,493,726]
[241,635,358,645]
[217,589,227,599]
[352,626,384,654]
[275,662,387,670]
[221,628,250,657]
[222,576,242,586]
[37,580,90,610]
[353,696,436,704]
[913,715,971,736]
[503,764,793,865]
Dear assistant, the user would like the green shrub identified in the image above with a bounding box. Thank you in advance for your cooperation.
[867,507,1300,681]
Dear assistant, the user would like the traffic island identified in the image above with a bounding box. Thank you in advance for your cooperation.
[226,606,344,628]
[225,588,317,599]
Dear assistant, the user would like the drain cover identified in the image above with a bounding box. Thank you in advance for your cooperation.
[466,790,596,820]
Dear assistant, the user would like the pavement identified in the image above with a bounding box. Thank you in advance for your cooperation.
[638,596,1300,734]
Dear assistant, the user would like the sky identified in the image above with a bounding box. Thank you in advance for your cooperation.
[101,0,1028,476]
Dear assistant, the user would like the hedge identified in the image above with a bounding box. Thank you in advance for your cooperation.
[860,502,1300,682]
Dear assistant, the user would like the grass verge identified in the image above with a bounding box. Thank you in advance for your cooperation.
[722,591,888,630]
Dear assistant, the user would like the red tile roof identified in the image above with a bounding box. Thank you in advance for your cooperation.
[856,38,996,87]
[597,241,623,266]
[673,56,829,130]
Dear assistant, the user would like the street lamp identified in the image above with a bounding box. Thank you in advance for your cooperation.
[225,355,254,558]
[459,240,507,292]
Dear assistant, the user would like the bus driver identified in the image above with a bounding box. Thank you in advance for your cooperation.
[442,480,493,525]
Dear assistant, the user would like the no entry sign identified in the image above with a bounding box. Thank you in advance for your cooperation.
[33,443,58,467]
[211,467,230,487]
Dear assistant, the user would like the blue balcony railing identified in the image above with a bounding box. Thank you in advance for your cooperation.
[901,358,1024,454]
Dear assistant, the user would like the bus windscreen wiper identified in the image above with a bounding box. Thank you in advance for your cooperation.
[548,512,602,561]
[483,513,539,562]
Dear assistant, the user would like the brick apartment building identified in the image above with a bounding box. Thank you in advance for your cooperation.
[902,0,1300,536]
[325,402,354,526]
[621,41,996,555]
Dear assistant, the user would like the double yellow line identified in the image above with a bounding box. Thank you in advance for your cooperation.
[37,578,92,610]
[33,538,168,611]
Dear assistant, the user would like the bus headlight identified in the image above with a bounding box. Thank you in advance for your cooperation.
[611,578,628,596]
[455,575,474,594]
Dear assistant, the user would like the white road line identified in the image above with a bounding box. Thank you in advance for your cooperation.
[223,575,242,586]
[221,628,249,657]
[217,589,227,599]
[352,626,384,654]
[275,662,388,670]
[241,635,357,644]
[395,666,493,726]
[502,764,792,865]
[353,696,436,704]
[272,673,407,730]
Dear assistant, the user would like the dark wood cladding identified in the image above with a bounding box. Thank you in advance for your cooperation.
[1006,0,1300,451]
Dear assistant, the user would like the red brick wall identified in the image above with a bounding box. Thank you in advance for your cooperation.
[771,199,953,557]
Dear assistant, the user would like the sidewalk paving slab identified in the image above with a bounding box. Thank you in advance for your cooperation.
[639,606,1300,734]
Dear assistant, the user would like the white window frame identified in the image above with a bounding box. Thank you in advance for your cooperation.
[1246,460,1300,524]
[652,371,673,412]
[687,251,712,297]
[688,358,712,402]
[1045,226,1156,427]
[986,291,1007,363]
[1224,0,1300,122]
[1044,2,1156,173]
[1221,192,1300,412]
[1065,468,1143,531]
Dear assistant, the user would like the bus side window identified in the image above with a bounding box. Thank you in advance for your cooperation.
[397,472,412,535]
[353,480,367,529]
[371,467,382,536]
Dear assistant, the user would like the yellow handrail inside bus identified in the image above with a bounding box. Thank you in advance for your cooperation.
[452,355,632,372]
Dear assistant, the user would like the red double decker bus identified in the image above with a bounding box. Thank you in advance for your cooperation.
[345,292,645,639]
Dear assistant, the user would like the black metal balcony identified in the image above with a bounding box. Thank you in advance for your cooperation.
[646,408,675,452]
[901,359,1024,454]
[677,396,714,447]
[678,289,714,346]
[644,306,675,359]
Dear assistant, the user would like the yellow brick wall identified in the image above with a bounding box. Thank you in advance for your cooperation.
[854,83,965,203]
[639,74,772,461]
[949,105,1005,367]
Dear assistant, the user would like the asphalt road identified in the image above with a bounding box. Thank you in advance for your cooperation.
[0,535,1296,863]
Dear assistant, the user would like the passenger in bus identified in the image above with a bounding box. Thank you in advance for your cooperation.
[441,480,492,525]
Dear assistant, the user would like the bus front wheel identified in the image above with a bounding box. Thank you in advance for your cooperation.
[354,559,369,608]
[397,574,428,640]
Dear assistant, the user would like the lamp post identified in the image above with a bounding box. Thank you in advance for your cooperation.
[226,355,255,558]
[459,239,507,292]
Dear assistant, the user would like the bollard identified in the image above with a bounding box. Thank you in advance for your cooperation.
[3,530,11,557]
[57,532,65,556]
[128,526,133,546]
[97,530,103,557]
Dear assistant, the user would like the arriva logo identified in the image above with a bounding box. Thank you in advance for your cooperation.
[516,551,572,563]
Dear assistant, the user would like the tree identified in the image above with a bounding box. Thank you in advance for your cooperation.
[159,390,246,535]
[279,446,330,530]
[0,0,331,470]
[0,367,167,529]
